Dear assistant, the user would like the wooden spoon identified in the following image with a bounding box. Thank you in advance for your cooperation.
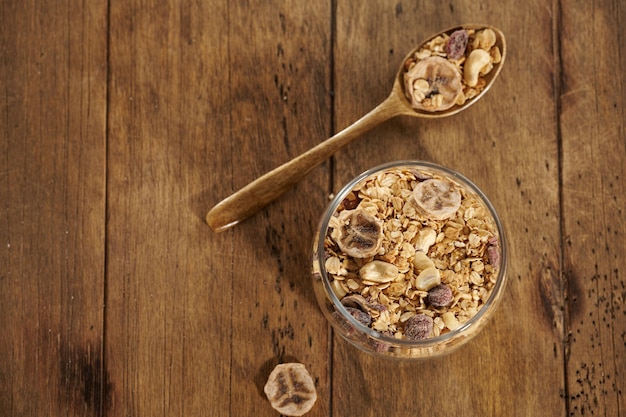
[207,24,506,232]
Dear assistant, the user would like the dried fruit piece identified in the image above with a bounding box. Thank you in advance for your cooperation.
[404,314,433,340]
[341,192,361,210]
[403,56,463,111]
[487,236,501,269]
[412,179,461,220]
[340,294,385,323]
[341,294,386,313]
[264,363,317,416]
[334,209,383,258]
[371,331,394,353]
[334,295,383,335]
[345,306,372,326]
[445,29,469,60]
[427,284,453,307]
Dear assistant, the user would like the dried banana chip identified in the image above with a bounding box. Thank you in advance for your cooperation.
[412,178,461,220]
[264,363,317,416]
[334,209,383,258]
[403,56,463,111]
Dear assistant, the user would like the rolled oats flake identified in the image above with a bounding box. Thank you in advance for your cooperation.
[325,256,345,276]
[346,279,360,291]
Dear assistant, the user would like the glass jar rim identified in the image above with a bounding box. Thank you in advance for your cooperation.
[316,160,508,348]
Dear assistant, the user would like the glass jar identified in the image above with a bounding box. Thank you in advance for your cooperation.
[311,161,507,359]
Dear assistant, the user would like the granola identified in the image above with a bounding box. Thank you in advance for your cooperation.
[403,27,502,112]
[323,167,502,340]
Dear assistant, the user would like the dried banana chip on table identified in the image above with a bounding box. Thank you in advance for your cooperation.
[264,363,317,416]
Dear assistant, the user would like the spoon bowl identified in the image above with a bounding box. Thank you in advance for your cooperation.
[395,23,506,118]
[206,24,506,232]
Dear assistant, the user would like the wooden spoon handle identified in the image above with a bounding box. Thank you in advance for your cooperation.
[206,92,407,232]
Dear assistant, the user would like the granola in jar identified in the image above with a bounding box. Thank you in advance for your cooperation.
[321,164,503,342]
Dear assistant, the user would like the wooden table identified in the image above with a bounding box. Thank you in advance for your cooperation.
[2,1,624,416]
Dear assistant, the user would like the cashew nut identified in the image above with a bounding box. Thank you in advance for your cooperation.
[463,49,492,87]
[414,227,437,253]
[415,266,441,291]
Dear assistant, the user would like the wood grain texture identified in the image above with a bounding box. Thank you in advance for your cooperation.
[0,0,108,416]
[1,0,625,416]
[223,2,332,416]
[559,0,626,415]
[105,0,233,415]
[331,1,564,416]
[106,0,332,416]
[205,23,506,232]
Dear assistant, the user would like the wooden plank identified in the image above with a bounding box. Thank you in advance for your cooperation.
[105,1,237,415]
[0,0,108,415]
[222,2,332,416]
[331,1,565,416]
[559,0,626,415]
[4,2,621,417]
